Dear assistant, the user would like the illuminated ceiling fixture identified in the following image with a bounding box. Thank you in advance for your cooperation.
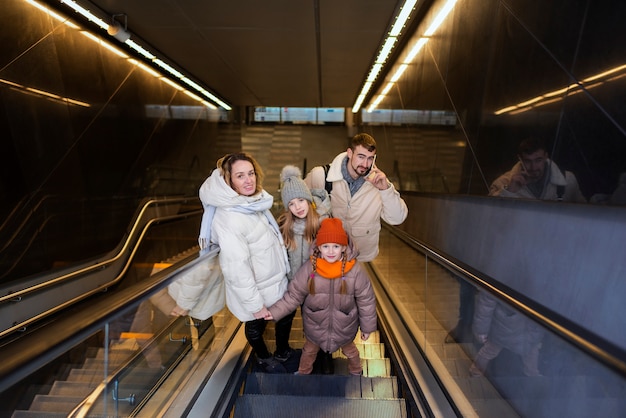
[53,0,231,110]
[358,0,459,113]
[494,64,626,115]
[352,0,417,113]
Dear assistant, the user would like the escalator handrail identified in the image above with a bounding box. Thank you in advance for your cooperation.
[384,223,626,377]
[0,196,200,305]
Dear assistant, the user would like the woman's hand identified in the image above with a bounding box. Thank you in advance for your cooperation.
[171,305,189,317]
[253,306,273,320]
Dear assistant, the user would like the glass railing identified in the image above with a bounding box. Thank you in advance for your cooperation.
[372,225,626,418]
[0,247,240,417]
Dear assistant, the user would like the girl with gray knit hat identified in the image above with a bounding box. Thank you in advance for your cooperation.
[278,165,331,281]
[271,165,331,365]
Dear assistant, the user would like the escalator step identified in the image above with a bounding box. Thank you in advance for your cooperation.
[329,357,391,377]
[11,412,67,417]
[48,381,93,397]
[24,394,83,413]
[233,394,407,418]
[244,373,399,399]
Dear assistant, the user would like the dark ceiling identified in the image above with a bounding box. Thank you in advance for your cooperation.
[86,0,406,109]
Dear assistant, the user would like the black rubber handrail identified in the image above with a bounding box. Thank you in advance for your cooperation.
[0,197,200,305]
[384,223,626,377]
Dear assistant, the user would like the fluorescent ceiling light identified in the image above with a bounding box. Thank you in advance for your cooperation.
[44,0,231,110]
[367,64,383,82]
[376,37,397,63]
[359,0,459,113]
[352,0,418,113]
[60,0,108,30]
[424,0,457,37]
[390,0,418,36]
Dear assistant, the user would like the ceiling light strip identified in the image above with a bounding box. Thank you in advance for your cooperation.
[51,0,231,110]
[355,0,459,113]
[352,0,418,113]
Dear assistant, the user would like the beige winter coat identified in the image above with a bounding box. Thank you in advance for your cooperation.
[489,159,587,202]
[305,152,408,261]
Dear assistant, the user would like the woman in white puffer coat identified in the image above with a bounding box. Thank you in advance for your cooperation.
[196,152,292,373]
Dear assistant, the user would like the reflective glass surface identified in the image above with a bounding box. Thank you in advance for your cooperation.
[0,248,237,417]
[373,226,626,417]
[369,0,626,203]
[0,0,231,282]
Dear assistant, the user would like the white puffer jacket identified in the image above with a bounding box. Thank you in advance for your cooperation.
[167,254,224,320]
[199,169,289,322]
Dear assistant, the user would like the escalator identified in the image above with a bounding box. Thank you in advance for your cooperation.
[8,254,210,417]
[227,310,407,417]
[2,201,626,417]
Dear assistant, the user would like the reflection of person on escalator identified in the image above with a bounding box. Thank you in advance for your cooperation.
[470,291,543,377]
[447,137,586,345]
[468,138,586,377]
[488,137,586,202]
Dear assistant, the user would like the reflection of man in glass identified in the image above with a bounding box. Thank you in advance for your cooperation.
[447,137,586,345]
[489,137,587,202]
[466,137,587,376]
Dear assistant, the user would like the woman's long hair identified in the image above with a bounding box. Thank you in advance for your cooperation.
[217,152,264,195]
[277,202,321,251]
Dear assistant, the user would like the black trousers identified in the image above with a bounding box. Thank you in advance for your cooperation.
[245,309,296,359]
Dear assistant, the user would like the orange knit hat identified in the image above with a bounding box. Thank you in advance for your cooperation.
[316,218,348,246]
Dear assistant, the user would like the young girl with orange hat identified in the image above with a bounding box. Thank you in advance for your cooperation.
[266,218,377,375]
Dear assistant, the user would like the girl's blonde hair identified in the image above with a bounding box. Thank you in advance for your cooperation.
[277,202,321,251]
[216,152,264,195]
[308,247,348,295]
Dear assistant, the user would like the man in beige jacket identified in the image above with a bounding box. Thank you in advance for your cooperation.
[304,133,408,262]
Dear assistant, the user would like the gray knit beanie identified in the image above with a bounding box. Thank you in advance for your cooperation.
[280,165,313,209]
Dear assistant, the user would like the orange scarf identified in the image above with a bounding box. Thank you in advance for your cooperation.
[313,257,356,279]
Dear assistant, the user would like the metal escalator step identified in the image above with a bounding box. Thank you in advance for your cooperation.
[244,373,399,399]
[11,411,67,417]
[47,381,93,397]
[363,358,391,377]
[66,368,103,384]
[66,366,161,386]
[233,394,407,418]
[331,357,391,377]
[331,342,385,359]
[25,394,82,413]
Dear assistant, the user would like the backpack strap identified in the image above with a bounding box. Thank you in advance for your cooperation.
[323,163,332,195]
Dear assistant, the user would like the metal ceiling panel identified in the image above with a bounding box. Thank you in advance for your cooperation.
[86,0,403,108]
